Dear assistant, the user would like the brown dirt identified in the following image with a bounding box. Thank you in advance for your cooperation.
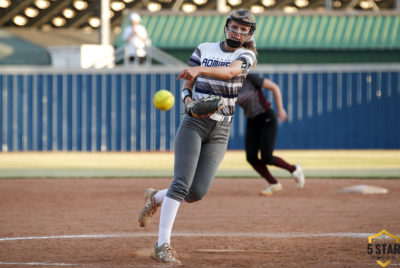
[0,178,399,267]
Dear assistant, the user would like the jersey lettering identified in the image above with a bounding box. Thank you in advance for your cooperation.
[201,58,231,67]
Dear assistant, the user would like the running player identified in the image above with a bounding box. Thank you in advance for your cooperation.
[236,73,305,195]
[138,10,257,264]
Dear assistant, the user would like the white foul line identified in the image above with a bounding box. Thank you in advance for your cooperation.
[0,232,377,242]
[0,262,78,266]
[2,232,399,267]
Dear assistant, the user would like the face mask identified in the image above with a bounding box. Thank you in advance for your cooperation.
[226,38,242,48]
[224,27,242,48]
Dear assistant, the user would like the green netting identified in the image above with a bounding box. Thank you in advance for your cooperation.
[115,14,400,50]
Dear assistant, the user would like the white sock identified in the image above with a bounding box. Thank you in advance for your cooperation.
[158,196,180,246]
[154,189,167,205]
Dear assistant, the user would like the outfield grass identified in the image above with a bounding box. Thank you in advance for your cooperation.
[0,150,399,178]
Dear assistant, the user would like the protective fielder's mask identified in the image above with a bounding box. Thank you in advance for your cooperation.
[225,38,241,48]
[224,9,256,49]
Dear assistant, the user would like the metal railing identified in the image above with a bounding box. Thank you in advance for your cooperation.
[114,43,185,67]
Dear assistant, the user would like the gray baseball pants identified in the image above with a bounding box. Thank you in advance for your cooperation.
[166,115,231,203]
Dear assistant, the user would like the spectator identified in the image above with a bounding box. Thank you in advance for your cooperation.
[122,12,148,65]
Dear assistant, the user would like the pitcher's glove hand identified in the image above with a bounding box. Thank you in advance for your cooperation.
[185,96,224,118]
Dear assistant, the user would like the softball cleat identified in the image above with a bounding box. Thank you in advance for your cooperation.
[138,188,160,227]
[259,182,282,196]
[292,164,305,188]
[152,243,182,264]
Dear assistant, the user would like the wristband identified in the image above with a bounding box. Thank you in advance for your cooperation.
[181,88,192,103]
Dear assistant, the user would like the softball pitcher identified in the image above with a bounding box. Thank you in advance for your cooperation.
[138,10,257,264]
[237,73,305,196]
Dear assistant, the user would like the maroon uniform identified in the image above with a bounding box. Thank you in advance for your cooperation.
[237,73,305,195]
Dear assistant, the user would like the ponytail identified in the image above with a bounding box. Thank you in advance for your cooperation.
[243,40,257,69]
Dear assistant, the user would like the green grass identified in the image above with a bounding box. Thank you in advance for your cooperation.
[0,150,399,178]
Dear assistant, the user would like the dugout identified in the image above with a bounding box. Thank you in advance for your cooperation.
[114,12,400,64]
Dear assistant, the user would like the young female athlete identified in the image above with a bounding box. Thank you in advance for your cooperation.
[237,73,305,196]
[138,10,257,264]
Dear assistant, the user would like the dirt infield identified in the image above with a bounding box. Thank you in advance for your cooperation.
[1,178,399,267]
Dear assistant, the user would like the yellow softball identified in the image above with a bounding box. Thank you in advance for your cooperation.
[153,89,175,111]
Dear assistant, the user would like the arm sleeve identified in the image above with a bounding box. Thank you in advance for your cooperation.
[246,73,263,89]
